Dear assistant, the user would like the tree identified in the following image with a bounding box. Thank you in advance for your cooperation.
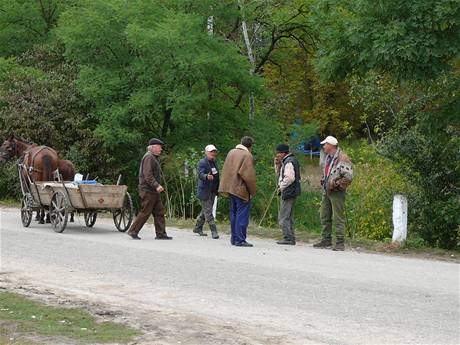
[0,0,69,57]
[310,0,460,81]
[55,0,261,187]
[310,0,460,248]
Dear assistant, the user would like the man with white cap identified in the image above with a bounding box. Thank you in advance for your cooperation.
[193,144,220,239]
[313,136,353,251]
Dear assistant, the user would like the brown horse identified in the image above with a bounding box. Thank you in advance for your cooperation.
[0,135,59,223]
[57,159,76,181]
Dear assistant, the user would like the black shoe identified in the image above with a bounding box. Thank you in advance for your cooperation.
[313,239,332,249]
[155,235,173,240]
[235,241,253,247]
[193,228,203,234]
[277,239,296,245]
[211,231,219,239]
[128,233,141,240]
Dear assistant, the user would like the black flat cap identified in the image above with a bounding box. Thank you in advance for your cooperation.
[276,143,289,153]
[148,138,164,146]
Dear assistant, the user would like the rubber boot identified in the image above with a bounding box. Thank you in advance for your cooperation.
[210,224,219,239]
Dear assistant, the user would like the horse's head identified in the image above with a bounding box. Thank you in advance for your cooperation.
[0,136,17,163]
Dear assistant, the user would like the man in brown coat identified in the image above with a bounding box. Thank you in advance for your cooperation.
[219,136,256,247]
[127,138,172,240]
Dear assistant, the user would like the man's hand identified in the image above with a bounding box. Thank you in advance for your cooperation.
[207,173,214,181]
[156,185,165,193]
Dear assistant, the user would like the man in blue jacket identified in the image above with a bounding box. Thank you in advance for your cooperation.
[193,144,220,239]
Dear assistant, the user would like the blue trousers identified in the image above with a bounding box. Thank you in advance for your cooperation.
[229,195,251,245]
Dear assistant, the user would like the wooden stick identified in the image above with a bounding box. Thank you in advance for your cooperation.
[258,186,278,227]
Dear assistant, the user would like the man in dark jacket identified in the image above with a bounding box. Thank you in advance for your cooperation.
[127,138,172,240]
[274,144,301,245]
[193,144,220,239]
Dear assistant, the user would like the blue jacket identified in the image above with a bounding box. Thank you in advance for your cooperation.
[197,157,219,200]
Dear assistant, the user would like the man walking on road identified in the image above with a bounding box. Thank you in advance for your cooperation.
[313,136,353,251]
[193,144,220,239]
[274,144,301,245]
[127,138,172,240]
[219,136,256,247]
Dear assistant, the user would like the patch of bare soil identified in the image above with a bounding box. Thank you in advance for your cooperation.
[0,272,298,345]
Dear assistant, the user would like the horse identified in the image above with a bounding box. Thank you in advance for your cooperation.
[57,159,76,182]
[0,135,59,223]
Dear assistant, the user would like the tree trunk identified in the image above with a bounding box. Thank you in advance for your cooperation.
[239,0,255,121]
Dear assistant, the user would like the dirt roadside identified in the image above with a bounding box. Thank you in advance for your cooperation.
[0,269,304,345]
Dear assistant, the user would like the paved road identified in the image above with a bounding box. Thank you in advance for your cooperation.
[0,207,459,345]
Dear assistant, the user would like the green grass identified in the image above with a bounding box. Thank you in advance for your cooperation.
[0,199,20,208]
[0,292,140,344]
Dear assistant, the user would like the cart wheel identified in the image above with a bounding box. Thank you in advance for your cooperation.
[84,212,97,228]
[49,191,69,233]
[21,194,33,228]
[113,192,133,232]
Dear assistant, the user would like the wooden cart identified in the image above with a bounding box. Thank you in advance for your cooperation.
[18,163,134,233]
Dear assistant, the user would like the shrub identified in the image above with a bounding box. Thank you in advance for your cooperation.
[0,161,21,201]
[346,141,411,240]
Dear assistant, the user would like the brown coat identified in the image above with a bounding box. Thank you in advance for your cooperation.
[218,144,256,202]
[139,152,162,192]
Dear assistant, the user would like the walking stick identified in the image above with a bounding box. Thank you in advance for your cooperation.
[258,186,278,227]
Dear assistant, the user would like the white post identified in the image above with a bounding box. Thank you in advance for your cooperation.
[212,196,217,219]
[392,194,408,243]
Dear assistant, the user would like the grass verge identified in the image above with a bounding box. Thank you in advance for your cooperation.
[0,292,140,344]
[0,199,20,208]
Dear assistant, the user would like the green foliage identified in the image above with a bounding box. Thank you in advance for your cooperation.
[0,46,110,177]
[346,142,410,240]
[1,0,457,251]
[0,0,70,57]
[346,70,460,249]
[0,161,21,201]
[310,0,460,81]
[57,0,259,148]
[378,71,460,248]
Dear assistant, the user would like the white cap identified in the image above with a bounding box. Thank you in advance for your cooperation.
[205,144,218,152]
[320,136,338,146]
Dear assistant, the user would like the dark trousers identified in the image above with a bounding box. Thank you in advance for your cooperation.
[279,197,296,241]
[128,189,166,237]
[229,195,251,245]
[195,193,217,230]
